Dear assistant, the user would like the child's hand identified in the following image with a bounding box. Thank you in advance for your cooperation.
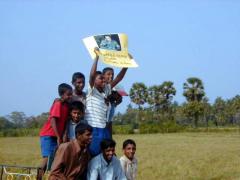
[63,134,68,143]
[94,47,100,57]
[57,137,63,146]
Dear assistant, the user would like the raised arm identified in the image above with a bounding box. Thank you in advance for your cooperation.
[110,53,132,88]
[110,68,128,88]
[89,48,100,88]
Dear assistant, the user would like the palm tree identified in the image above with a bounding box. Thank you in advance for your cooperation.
[147,81,176,120]
[129,82,148,124]
[183,77,205,102]
[182,77,206,127]
[129,82,148,110]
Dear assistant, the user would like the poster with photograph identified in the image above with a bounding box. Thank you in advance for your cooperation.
[83,33,138,68]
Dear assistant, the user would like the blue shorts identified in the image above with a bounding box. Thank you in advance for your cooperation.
[40,136,57,158]
[89,127,110,157]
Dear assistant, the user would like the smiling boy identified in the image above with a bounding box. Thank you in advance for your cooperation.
[119,139,138,180]
[87,139,126,180]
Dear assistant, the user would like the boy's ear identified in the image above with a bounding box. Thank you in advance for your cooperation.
[76,132,80,139]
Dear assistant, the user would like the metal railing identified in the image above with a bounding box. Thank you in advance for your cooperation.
[0,164,40,180]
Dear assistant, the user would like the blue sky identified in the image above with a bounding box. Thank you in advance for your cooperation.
[0,0,239,116]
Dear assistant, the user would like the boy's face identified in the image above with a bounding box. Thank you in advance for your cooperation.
[73,78,85,92]
[105,36,111,42]
[103,147,115,162]
[94,74,105,89]
[77,130,92,147]
[123,144,136,161]
[61,89,73,102]
[103,70,114,83]
[70,109,83,123]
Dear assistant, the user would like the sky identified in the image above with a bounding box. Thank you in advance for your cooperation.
[0,0,239,117]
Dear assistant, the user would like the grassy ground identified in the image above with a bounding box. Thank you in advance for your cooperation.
[0,133,240,180]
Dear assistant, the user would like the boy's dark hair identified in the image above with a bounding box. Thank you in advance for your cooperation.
[100,139,116,150]
[58,83,72,96]
[102,67,114,75]
[123,139,136,149]
[70,101,85,113]
[75,123,93,136]
[72,72,85,83]
[93,71,103,80]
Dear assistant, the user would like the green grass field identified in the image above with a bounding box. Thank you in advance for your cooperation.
[0,133,240,180]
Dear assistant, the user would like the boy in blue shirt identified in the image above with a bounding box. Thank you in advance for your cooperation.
[67,101,85,140]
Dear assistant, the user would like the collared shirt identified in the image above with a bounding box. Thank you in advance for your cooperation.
[85,84,111,128]
[119,155,138,180]
[87,153,127,180]
[67,120,81,140]
[72,91,86,106]
[49,139,91,180]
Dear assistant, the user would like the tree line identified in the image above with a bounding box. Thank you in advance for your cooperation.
[114,77,240,132]
[0,77,240,135]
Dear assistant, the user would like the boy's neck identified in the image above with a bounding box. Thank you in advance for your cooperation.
[96,86,104,93]
[59,98,66,103]
[125,155,134,161]
[74,89,83,96]
[71,119,80,124]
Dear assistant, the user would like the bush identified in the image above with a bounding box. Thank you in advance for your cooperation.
[139,121,186,134]
[113,125,134,134]
[0,128,39,137]
[185,127,239,133]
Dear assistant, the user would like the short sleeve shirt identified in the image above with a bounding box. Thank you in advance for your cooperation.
[84,84,111,128]
[40,100,69,137]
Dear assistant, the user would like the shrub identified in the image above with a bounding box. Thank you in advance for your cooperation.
[113,125,134,134]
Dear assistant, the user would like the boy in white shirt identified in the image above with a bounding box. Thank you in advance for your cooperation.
[85,48,127,156]
[120,139,138,180]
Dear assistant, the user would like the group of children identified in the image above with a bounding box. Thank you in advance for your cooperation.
[38,48,138,180]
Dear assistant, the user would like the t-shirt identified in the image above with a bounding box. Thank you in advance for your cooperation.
[40,100,69,137]
[67,120,79,140]
[84,84,111,128]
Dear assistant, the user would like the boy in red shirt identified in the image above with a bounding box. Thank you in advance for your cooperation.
[38,83,73,179]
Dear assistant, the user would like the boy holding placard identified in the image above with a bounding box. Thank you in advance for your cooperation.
[84,48,127,156]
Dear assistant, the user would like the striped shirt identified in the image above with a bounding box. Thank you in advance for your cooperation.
[85,84,111,128]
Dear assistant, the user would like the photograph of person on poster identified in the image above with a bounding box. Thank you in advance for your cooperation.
[95,34,121,51]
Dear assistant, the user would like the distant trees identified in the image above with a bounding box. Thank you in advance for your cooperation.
[129,82,148,110]
[182,77,206,127]
[7,111,27,128]
[0,112,48,130]
[120,77,240,131]
[1,77,240,136]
